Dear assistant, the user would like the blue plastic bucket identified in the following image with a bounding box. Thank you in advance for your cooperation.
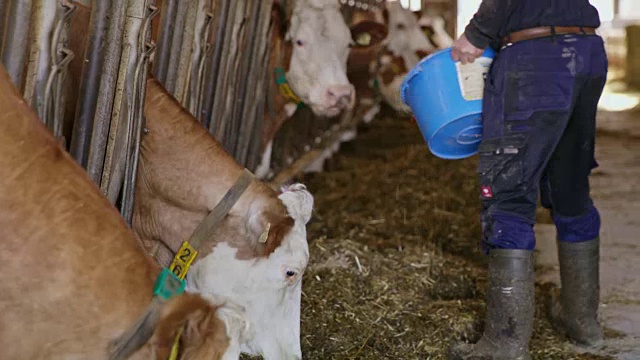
[401,47,496,160]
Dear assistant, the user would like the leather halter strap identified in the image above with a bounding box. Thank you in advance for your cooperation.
[187,168,254,251]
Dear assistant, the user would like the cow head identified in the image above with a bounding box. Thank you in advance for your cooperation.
[186,184,314,360]
[383,1,435,69]
[149,294,249,360]
[284,0,355,118]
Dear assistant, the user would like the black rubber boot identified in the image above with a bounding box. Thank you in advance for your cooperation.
[448,249,534,360]
[549,238,603,346]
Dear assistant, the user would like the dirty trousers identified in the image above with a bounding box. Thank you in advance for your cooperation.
[478,34,608,251]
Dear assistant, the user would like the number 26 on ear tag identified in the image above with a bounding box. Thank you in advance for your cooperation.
[169,242,198,280]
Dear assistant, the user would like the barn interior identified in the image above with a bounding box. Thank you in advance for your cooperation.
[0,0,638,359]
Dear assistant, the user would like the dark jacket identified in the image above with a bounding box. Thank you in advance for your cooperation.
[464,0,601,49]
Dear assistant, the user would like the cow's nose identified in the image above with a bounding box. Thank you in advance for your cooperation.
[326,85,354,110]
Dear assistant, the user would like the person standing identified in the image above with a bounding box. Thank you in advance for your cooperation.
[449,1,608,359]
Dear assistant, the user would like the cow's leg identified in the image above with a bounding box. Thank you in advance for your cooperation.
[255,140,273,179]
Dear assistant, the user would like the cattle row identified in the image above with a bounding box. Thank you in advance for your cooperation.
[0,0,453,359]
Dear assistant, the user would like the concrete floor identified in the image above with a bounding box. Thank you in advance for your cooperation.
[535,105,640,359]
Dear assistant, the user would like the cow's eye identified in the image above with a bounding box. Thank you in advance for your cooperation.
[296,40,304,46]
[396,23,406,30]
[286,270,297,277]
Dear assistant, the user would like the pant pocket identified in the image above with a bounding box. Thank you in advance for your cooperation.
[504,72,574,120]
[477,135,527,199]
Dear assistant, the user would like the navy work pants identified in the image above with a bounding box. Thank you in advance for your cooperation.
[478,34,608,251]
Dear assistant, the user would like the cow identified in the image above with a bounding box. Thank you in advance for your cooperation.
[134,78,315,360]
[299,7,389,174]
[342,2,450,118]
[256,0,357,178]
[375,1,438,113]
[0,65,249,360]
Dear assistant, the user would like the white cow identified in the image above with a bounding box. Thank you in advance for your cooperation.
[287,0,355,117]
[256,0,356,179]
[136,80,316,360]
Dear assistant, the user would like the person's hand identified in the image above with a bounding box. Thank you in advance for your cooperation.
[451,34,484,64]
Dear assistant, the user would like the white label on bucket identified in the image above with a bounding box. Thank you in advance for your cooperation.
[455,56,493,101]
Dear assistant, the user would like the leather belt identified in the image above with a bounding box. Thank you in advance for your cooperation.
[501,26,596,46]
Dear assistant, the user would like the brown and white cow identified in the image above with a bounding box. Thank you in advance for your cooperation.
[135,79,314,360]
[0,65,248,360]
[343,3,450,117]
[375,1,438,113]
[256,0,357,178]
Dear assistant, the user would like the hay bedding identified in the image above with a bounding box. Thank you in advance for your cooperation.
[245,113,613,360]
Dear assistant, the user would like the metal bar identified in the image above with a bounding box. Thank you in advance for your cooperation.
[69,0,109,167]
[100,0,152,202]
[191,9,212,117]
[121,3,158,225]
[223,0,250,154]
[210,0,240,141]
[239,0,272,167]
[85,0,128,186]
[163,0,188,94]
[1,0,33,88]
[173,0,198,106]
[200,0,229,128]
[152,0,176,82]
[100,2,136,201]
[22,0,56,116]
[0,0,8,44]
[42,1,76,143]
[246,59,269,171]
[231,0,258,161]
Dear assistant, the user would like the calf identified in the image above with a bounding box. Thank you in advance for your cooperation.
[135,79,314,360]
[0,65,247,360]
[257,0,356,178]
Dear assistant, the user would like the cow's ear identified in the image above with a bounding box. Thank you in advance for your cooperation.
[350,21,388,48]
[151,294,228,359]
[245,203,295,257]
[271,1,289,38]
[278,183,313,225]
[255,210,295,256]
[285,11,300,42]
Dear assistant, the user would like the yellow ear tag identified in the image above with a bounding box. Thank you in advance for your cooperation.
[391,63,401,75]
[356,32,372,46]
[169,242,199,281]
[259,222,271,244]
